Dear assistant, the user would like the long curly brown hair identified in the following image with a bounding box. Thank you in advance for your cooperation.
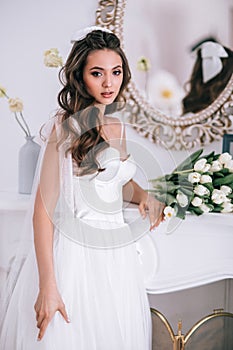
[57,30,131,175]
[182,46,233,114]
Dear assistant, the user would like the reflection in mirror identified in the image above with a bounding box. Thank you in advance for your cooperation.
[95,0,233,150]
[182,42,233,115]
[124,0,233,116]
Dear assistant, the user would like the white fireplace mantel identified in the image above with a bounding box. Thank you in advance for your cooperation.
[124,205,233,294]
[0,191,233,295]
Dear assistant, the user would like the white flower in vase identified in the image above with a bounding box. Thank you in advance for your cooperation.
[0,86,31,137]
[147,70,185,117]
[44,48,63,68]
[0,85,40,194]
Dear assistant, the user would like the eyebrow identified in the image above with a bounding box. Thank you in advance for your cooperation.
[89,65,122,71]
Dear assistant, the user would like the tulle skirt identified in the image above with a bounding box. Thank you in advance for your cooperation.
[0,229,152,349]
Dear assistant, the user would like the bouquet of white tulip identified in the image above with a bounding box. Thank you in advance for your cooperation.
[149,149,233,220]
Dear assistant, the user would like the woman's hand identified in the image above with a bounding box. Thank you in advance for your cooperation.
[138,194,165,231]
[34,284,70,341]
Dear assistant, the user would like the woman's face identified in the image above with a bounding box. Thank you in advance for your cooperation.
[83,49,123,105]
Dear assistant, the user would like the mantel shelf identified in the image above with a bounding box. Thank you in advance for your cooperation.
[0,191,233,294]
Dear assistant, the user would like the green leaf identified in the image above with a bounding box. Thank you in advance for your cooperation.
[207,204,215,211]
[204,151,215,161]
[166,184,181,192]
[190,149,204,162]
[175,208,186,220]
[165,174,174,181]
[213,172,225,178]
[149,176,166,183]
[173,149,203,172]
[218,168,230,175]
[151,181,181,193]
[188,206,203,216]
[165,193,177,206]
[213,174,233,186]
[151,193,167,203]
[213,154,220,161]
[180,188,193,196]
[203,183,214,192]
[211,207,222,213]
[210,204,223,212]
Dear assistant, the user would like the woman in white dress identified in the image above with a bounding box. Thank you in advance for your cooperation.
[0,27,164,349]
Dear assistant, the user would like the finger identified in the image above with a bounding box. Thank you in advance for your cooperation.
[37,318,49,341]
[138,202,147,219]
[149,208,164,230]
[148,209,157,228]
[150,206,165,231]
[37,312,46,329]
[59,305,70,323]
[150,218,161,231]
[150,216,163,230]
[34,305,39,319]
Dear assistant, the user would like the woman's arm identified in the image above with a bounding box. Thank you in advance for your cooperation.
[123,179,165,230]
[33,187,57,289]
[33,130,69,341]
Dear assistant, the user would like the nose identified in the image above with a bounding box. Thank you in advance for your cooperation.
[103,74,112,88]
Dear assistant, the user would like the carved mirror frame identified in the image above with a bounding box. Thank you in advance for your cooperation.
[95,0,233,150]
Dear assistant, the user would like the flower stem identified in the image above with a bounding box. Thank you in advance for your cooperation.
[14,112,29,137]
[0,89,9,99]
[145,71,149,100]
[173,169,194,175]
[19,111,31,136]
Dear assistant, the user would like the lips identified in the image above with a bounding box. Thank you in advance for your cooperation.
[101,91,114,98]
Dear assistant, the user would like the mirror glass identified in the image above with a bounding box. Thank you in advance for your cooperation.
[123,0,232,117]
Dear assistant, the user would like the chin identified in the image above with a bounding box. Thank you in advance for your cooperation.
[98,100,115,106]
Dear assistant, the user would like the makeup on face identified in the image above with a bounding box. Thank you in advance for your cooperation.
[83,49,123,105]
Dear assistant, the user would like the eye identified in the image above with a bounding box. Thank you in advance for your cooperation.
[113,70,122,76]
[91,71,102,77]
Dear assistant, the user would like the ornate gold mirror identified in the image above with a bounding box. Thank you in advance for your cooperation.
[95,0,233,150]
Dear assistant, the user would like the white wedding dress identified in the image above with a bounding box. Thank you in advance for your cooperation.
[0,145,152,349]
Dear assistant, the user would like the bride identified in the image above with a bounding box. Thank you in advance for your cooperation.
[0,27,164,349]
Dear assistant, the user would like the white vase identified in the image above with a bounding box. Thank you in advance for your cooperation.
[18,136,41,194]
